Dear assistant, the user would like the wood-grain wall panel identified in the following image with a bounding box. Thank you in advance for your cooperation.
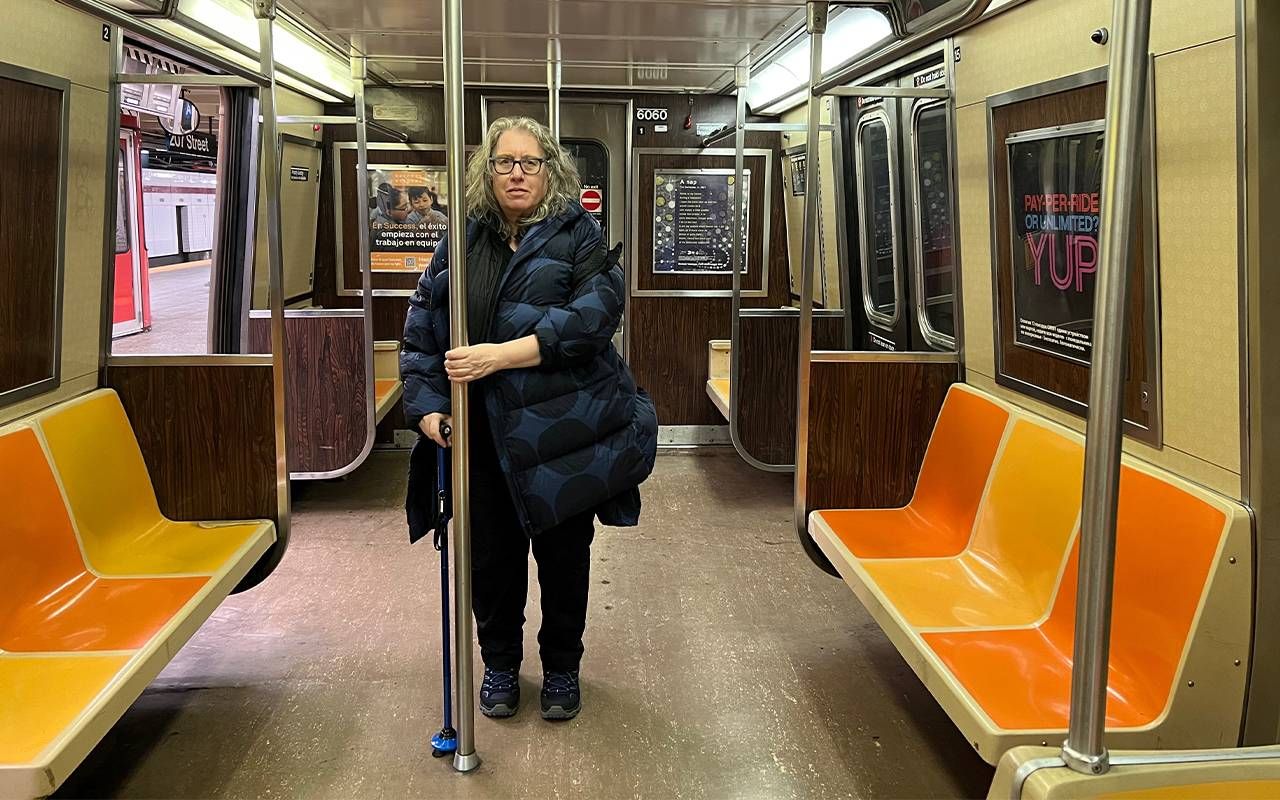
[0,73,62,399]
[106,364,277,523]
[738,315,844,465]
[628,94,791,425]
[374,296,410,342]
[991,80,1154,432]
[248,315,367,473]
[631,297,728,426]
[804,359,957,516]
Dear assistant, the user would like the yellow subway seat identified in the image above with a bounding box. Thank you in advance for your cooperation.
[84,519,271,576]
[1097,781,1280,799]
[37,390,264,576]
[0,655,130,766]
[860,419,1083,628]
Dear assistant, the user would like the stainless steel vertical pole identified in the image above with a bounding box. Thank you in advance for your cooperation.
[794,1,827,509]
[253,0,291,553]
[547,37,562,139]
[547,2,561,138]
[352,53,376,432]
[442,0,479,774]
[1061,0,1153,776]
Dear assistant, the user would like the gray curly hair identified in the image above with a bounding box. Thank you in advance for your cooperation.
[465,116,582,238]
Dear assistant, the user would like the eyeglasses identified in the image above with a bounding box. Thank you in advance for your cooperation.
[489,156,546,175]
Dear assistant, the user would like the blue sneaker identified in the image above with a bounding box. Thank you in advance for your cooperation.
[479,667,519,718]
[540,670,581,720]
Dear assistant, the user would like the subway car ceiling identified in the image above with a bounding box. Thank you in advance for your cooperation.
[78,0,1019,101]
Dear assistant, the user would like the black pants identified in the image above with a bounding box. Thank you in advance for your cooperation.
[469,387,595,673]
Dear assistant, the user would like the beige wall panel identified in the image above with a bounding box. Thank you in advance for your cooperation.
[1153,39,1241,473]
[817,130,843,310]
[956,0,1235,108]
[966,372,1241,499]
[0,375,99,426]
[254,87,324,307]
[275,87,326,144]
[0,0,110,91]
[0,77,109,426]
[782,100,841,310]
[779,97,833,149]
[955,102,996,376]
[61,85,110,383]
[953,21,1242,491]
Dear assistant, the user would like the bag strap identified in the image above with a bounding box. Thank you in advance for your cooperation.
[571,241,623,291]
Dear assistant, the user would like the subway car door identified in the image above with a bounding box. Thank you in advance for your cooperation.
[113,124,150,337]
[851,94,910,350]
[900,61,957,351]
[563,138,609,241]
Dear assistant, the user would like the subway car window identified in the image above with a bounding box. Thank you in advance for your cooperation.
[110,58,222,355]
[115,149,130,255]
[911,101,955,346]
[855,113,899,327]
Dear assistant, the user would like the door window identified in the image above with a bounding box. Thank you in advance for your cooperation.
[855,113,900,329]
[911,101,955,347]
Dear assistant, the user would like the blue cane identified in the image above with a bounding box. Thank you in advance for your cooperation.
[430,423,457,758]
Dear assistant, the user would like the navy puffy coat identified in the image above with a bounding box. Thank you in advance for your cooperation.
[401,202,658,537]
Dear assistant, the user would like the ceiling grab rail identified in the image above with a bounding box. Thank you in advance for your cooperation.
[1061,0,1154,777]
[441,0,480,775]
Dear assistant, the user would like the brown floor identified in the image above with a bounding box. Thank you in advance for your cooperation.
[54,450,993,799]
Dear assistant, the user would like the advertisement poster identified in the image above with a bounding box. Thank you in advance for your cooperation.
[652,170,749,274]
[1008,124,1104,364]
[368,166,448,272]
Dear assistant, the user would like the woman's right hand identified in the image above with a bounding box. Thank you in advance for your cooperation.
[420,412,452,448]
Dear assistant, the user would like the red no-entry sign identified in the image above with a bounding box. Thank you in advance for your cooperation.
[580,188,603,213]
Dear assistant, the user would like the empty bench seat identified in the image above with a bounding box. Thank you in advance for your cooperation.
[374,340,404,424]
[705,339,731,420]
[815,384,1011,560]
[808,383,1251,764]
[0,390,274,799]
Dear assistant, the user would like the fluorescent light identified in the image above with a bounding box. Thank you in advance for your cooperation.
[176,0,354,99]
[746,8,893,112]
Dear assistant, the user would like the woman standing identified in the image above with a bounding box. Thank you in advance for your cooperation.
[402,117,657,721]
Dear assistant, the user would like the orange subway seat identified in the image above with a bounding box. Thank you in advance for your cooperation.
[0,427,206,652]
[857,419,1083,628]
[375,379,399,406]
[814,385,1010,559]
[924,466,1227,731]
